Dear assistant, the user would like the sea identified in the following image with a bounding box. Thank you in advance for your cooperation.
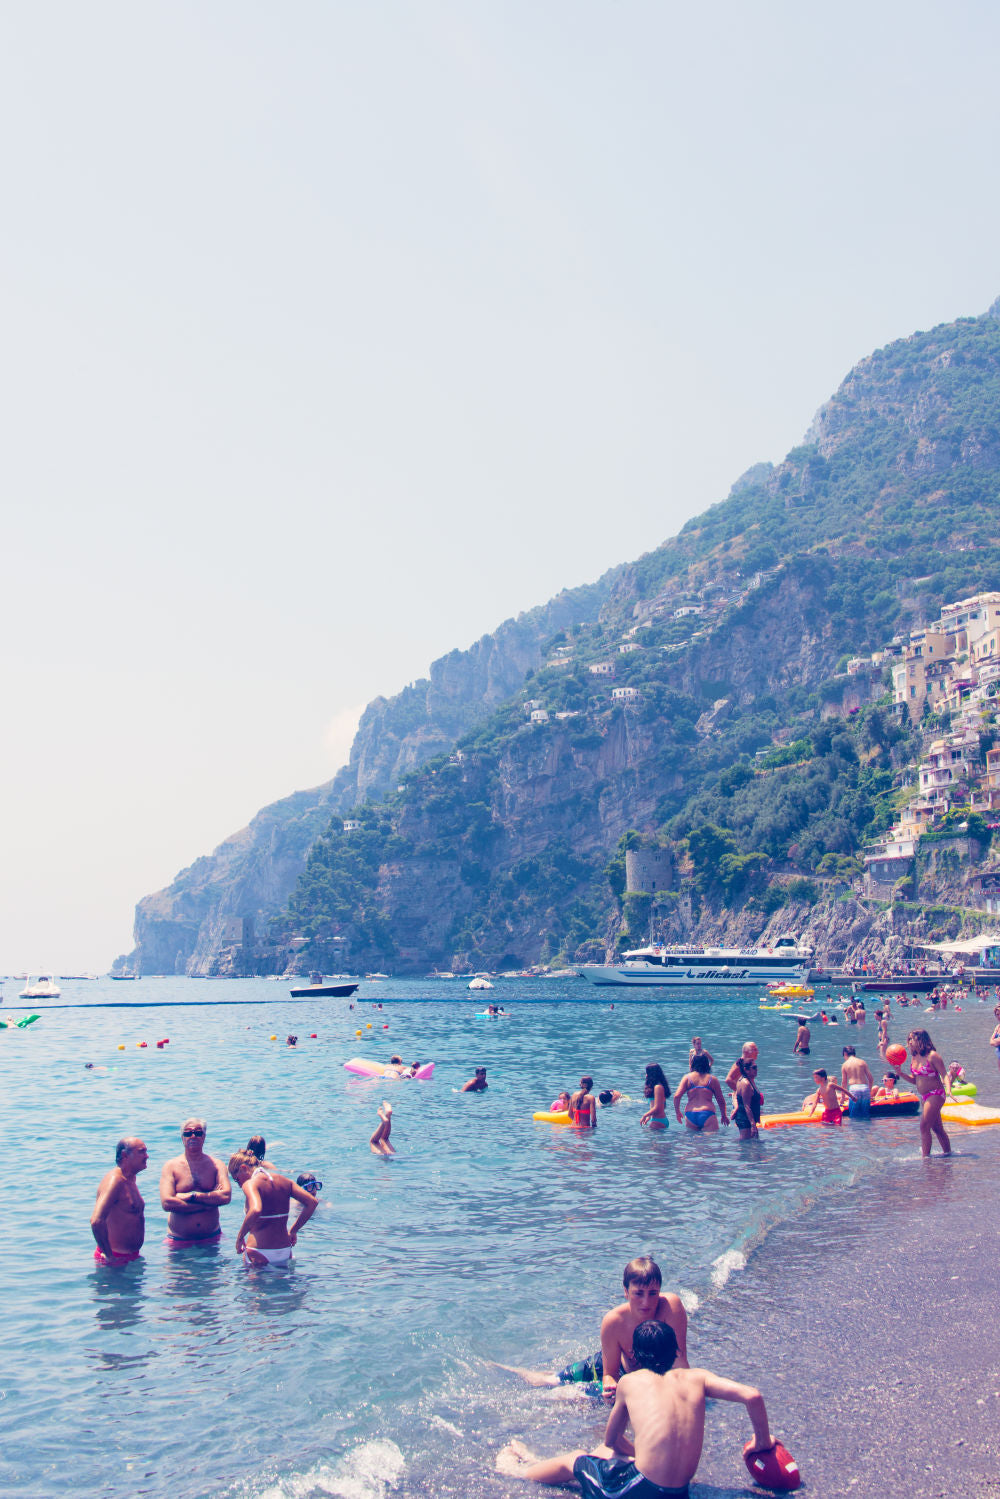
[3,975,998,1499]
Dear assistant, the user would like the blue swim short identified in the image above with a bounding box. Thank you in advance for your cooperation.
[573,1455,689,1499]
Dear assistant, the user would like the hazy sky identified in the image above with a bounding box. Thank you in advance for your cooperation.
[4,2,1000,973]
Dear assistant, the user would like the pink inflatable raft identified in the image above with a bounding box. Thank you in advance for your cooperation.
[343,1057,435,1079]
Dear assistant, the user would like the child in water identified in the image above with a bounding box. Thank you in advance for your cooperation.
[874,1072,900,1102]
[370,1102,395,1155]
[807,1069,850,1125]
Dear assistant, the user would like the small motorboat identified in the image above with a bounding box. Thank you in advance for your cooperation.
[289,971,359,998]
[469,976,494,991]
[20,974,61,999]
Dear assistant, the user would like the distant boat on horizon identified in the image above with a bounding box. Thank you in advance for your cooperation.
[289,971,359,998]
[20,974,61,999]
[110,972,139,981]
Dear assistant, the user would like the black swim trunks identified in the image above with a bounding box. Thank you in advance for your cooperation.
[557,1350,603,1384]
[573,1455,689,1499]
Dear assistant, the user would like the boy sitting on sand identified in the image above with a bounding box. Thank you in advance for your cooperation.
[501,1256,687,1402]
[498,1320,778,1499]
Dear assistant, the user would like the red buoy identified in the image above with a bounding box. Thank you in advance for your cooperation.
[743,1440,801,1491]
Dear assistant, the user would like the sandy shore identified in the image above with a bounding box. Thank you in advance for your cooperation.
[687,1123,1000,1498]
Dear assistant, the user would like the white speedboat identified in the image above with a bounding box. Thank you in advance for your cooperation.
[468,976,494,991]
[577,935,811,989]
[20,974,61,999]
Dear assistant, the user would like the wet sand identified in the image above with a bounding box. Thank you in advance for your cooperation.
[688,1124,1000,1498]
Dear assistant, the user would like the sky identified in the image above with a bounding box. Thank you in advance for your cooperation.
[4,1,1000,973]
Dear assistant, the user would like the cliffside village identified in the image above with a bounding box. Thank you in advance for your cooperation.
[857,591,1000,908]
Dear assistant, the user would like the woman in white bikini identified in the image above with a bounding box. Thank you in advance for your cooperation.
[228,1148,318,1269]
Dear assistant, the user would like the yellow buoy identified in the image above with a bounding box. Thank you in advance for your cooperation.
[355,1029,362,1037]
[366,1022,372,1029]
[270,1034,277,1040]
[117,1044,125,1050]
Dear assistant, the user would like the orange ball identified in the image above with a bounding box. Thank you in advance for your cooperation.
[885,1043,907,1066]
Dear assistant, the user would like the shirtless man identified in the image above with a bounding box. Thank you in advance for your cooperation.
[462,1066,488,1092]
[724,1041,757,1092]
[159,1117,232,1247]
[840,1045,875,1117]
[91,1138,148,1264]
[502,1255,688,1402]
[792,1020,810,1056]
[498,1320,779,1499]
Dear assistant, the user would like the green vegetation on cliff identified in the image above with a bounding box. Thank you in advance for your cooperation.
[277,304,1000,971]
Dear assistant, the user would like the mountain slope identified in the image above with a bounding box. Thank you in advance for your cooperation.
[273,304,1000,972]
[126,300,1000,974]
[125,579,613,973]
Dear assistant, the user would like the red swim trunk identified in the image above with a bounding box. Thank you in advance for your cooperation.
[821,1108,843,1126]
[93,1247,142,1264]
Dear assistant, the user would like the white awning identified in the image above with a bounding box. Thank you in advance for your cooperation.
[914,933,1000,954]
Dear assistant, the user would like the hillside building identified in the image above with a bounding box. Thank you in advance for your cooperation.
[624,847,674,893]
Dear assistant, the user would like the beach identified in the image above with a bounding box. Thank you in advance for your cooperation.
[2,977,997,1498]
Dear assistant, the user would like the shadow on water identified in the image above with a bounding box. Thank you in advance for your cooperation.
[87,1258,152,1368]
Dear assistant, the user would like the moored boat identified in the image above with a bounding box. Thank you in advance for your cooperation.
[578,934,811,989]
[853,977,939,993]
[289,971,359,998]
[20,974,61,999]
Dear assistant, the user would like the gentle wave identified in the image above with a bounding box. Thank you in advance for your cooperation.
[249,1442,405,1499]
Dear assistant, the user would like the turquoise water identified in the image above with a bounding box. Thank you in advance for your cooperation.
[2,976,997,1498]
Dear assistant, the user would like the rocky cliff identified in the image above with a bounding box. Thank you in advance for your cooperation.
[128,299,1000,975]
[274,302,1000,973]
[125,579,613,974]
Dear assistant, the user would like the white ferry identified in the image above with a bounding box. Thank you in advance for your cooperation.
[577,934,811,988]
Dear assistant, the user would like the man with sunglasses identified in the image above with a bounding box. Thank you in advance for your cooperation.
[160,1117,232,1247]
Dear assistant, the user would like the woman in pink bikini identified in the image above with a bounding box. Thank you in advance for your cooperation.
[229,1148,318,1269]
[900,1029,951,1157]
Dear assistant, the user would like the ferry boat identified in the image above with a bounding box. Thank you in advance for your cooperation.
[577,935,811,988]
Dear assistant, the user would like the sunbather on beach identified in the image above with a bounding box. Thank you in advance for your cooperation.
[500,1255,688,1401]
[497,1319,777,1499]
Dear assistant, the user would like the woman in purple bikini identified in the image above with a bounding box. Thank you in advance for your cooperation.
[900,1029,951,1157]
[673,1054,729,1133]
